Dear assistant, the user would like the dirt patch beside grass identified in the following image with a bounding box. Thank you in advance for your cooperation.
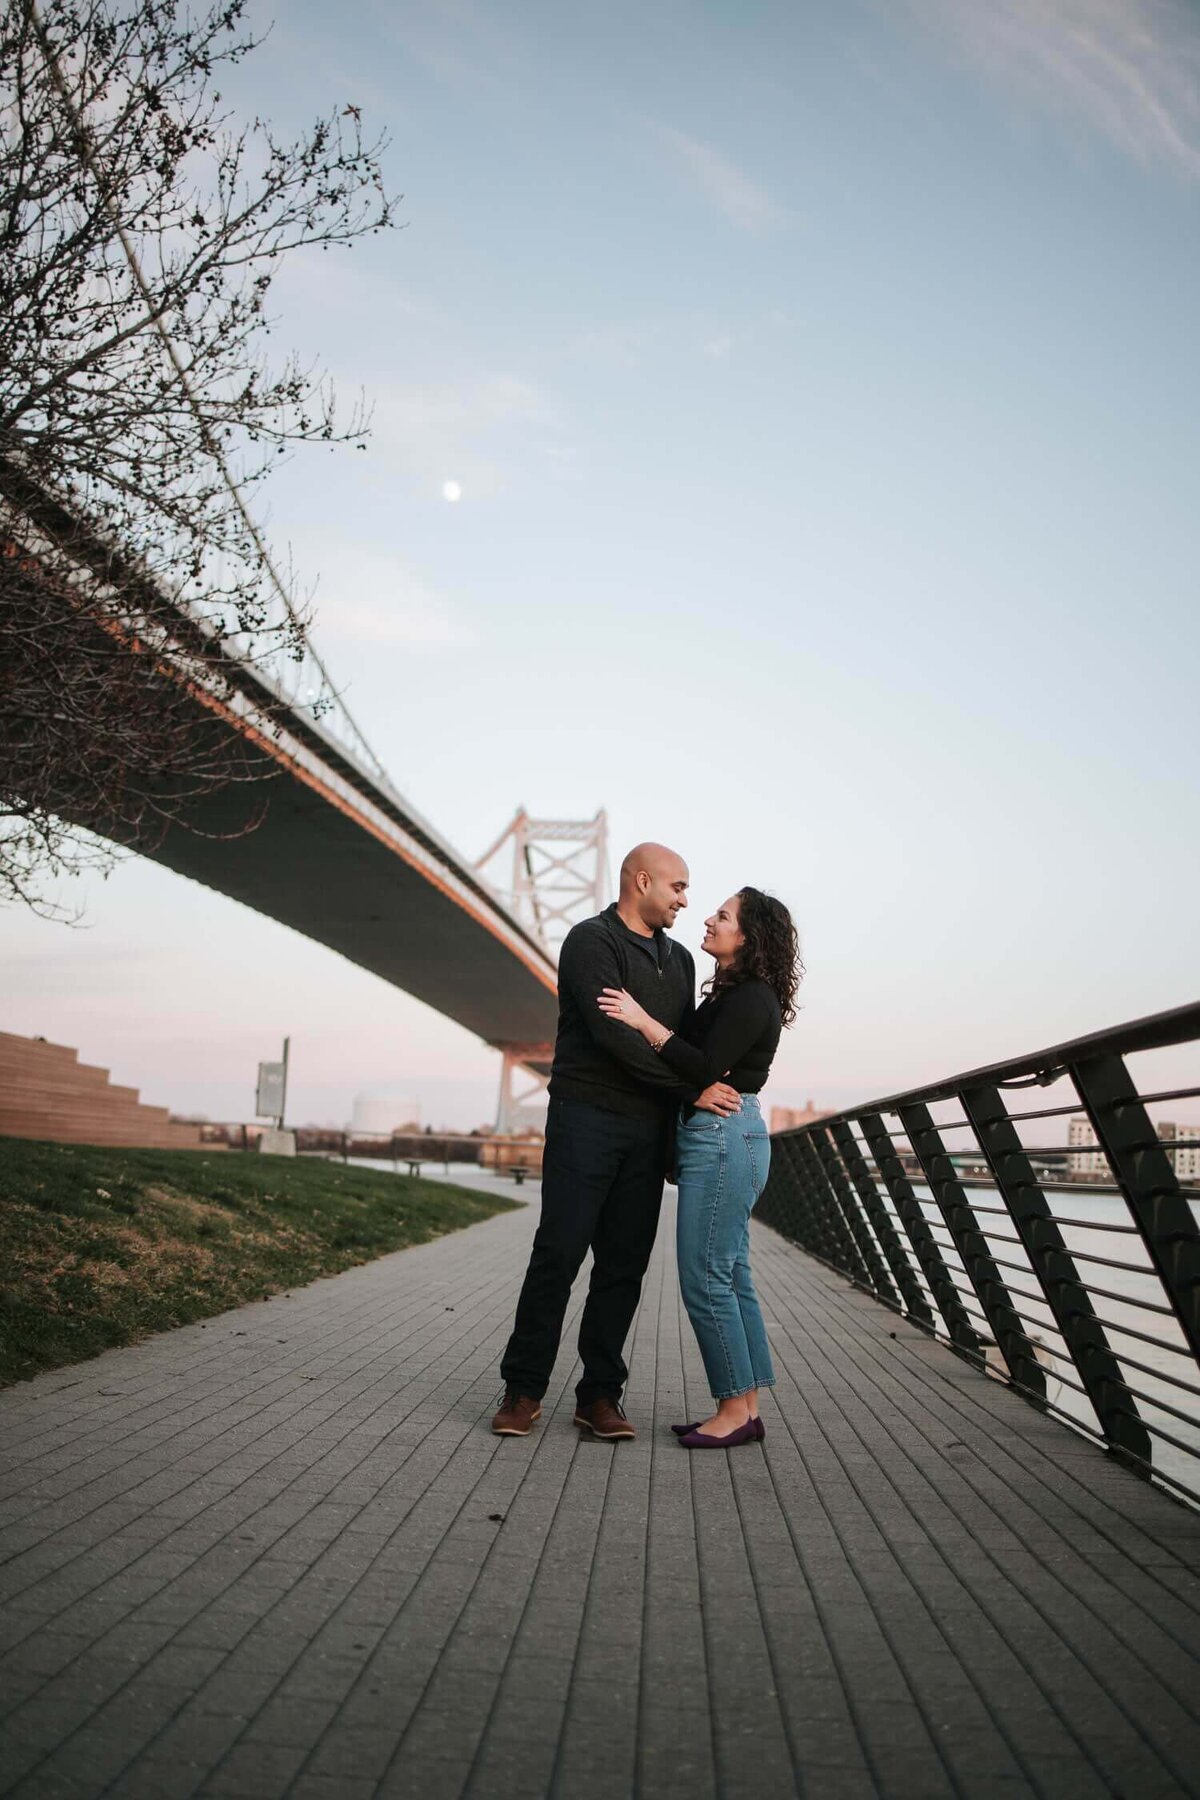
[0,1138,519,1384]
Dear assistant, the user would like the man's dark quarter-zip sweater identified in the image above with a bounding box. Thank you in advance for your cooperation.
[548,904,697,1119]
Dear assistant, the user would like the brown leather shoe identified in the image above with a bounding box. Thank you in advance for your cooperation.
[491,1390,542,1435]
[573,1397,635,1440]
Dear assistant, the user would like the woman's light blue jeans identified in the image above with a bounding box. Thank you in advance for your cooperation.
[675,1093,776,1401]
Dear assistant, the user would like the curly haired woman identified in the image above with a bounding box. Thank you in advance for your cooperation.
[598,887,802,1449]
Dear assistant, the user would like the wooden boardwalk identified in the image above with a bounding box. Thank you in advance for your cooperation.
[1,1178,1198,1800]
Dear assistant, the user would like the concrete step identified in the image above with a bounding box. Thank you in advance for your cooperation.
[0,1051,117,1092]
[0,1117,204,1151]
[0,1099,175,1130]
[0,1031,201,1152]
[0,1074,147,1107]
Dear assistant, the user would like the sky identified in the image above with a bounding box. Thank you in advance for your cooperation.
[5,0,1199,1131]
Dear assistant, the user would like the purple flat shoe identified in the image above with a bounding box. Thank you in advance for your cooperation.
[672,1418,764,1440]
[679,1418,763,1449]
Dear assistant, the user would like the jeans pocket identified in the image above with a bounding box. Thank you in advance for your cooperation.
[742,1131,771,1198]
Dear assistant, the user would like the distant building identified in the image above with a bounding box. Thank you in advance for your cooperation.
[1068,1116,1200,1181]
[770,1098,836,1135]
[1155,1120,1200,1182]
[1067,1116,1109,1179]
[350,1093,420,1136]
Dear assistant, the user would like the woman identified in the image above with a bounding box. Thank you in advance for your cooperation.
[598,887,801,1448]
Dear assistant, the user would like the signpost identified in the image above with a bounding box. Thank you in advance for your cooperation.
[255,1036,290,1127]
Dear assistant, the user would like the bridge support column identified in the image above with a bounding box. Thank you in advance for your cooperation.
[494,1042,554,1137]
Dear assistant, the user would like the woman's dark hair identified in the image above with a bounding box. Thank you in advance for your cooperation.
[706,887,803,1026]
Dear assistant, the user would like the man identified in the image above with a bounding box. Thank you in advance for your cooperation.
[492,842,740,1441]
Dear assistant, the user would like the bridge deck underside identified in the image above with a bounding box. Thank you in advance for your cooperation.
[131,757,559,1055]
[1,1187,1198,1799]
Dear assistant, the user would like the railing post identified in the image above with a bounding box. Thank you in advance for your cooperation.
[961,1083,1152,1471]
[812,1127,900,1308]
[898,1101,1047,1398]
[1071,1054,1200,1364]
[768,1132,858,1274]
[778,1133,840,1264]
[859,1112,981,1356]
[758,1135,821,1255]
[830,1119,933,1327]
[795,1131,873,1285]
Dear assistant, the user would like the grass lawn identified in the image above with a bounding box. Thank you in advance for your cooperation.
[0,1138,519,1385]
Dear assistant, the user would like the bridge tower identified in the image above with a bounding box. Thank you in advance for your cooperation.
[475,810,609,1133]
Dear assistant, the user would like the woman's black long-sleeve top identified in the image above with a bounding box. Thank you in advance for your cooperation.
[658,976,781,1095]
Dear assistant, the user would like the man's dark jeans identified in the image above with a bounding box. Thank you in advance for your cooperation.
[500,1096,669,1407]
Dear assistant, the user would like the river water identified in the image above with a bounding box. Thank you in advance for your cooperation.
[903,1183,1199,1498]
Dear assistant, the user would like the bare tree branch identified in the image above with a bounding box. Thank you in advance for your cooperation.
[0,0,399,911]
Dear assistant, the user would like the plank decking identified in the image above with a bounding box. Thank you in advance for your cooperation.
[1,1179,1198,1799]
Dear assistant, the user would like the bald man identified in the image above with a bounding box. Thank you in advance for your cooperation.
[493,843,740,1441]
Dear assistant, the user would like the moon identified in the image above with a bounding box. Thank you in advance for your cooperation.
[442,480,462,503]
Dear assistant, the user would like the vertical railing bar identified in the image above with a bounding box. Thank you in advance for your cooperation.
[756,1133,820,1258]
[813,1126,902,1309]
[771,1134,838,1268]
[1070,1053,1200,1364]
[830,1118,934,1326]
[780,1131,849,1273]
[960,1083,1153,1473]
[859,1111,983,1360]
[777,1133,833,1261]
[897,1098,1047,1399]
[795,1131,872,1284]
[850,1121,946,1322]
[776,1134,821,1256]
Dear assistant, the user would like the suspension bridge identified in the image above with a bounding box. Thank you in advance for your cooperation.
[0,464,612,1124]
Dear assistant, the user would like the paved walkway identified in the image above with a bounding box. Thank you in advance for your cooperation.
[2,1180,1199,1800]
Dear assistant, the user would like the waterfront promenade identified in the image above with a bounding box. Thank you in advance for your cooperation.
[1,1178,1198,1800]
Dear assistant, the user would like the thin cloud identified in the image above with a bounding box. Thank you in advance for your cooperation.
[382,374,554,437]
[313,555,477,650]
[903,0,1200,179]
[368,372,562,497]
[654,125,784,230]
[324,595,475,648]
[384,0,521,94]
[568,322,655,368]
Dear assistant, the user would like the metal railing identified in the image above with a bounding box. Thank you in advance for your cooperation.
[759,1002,1200,1505]
[189,1122,542,1175]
